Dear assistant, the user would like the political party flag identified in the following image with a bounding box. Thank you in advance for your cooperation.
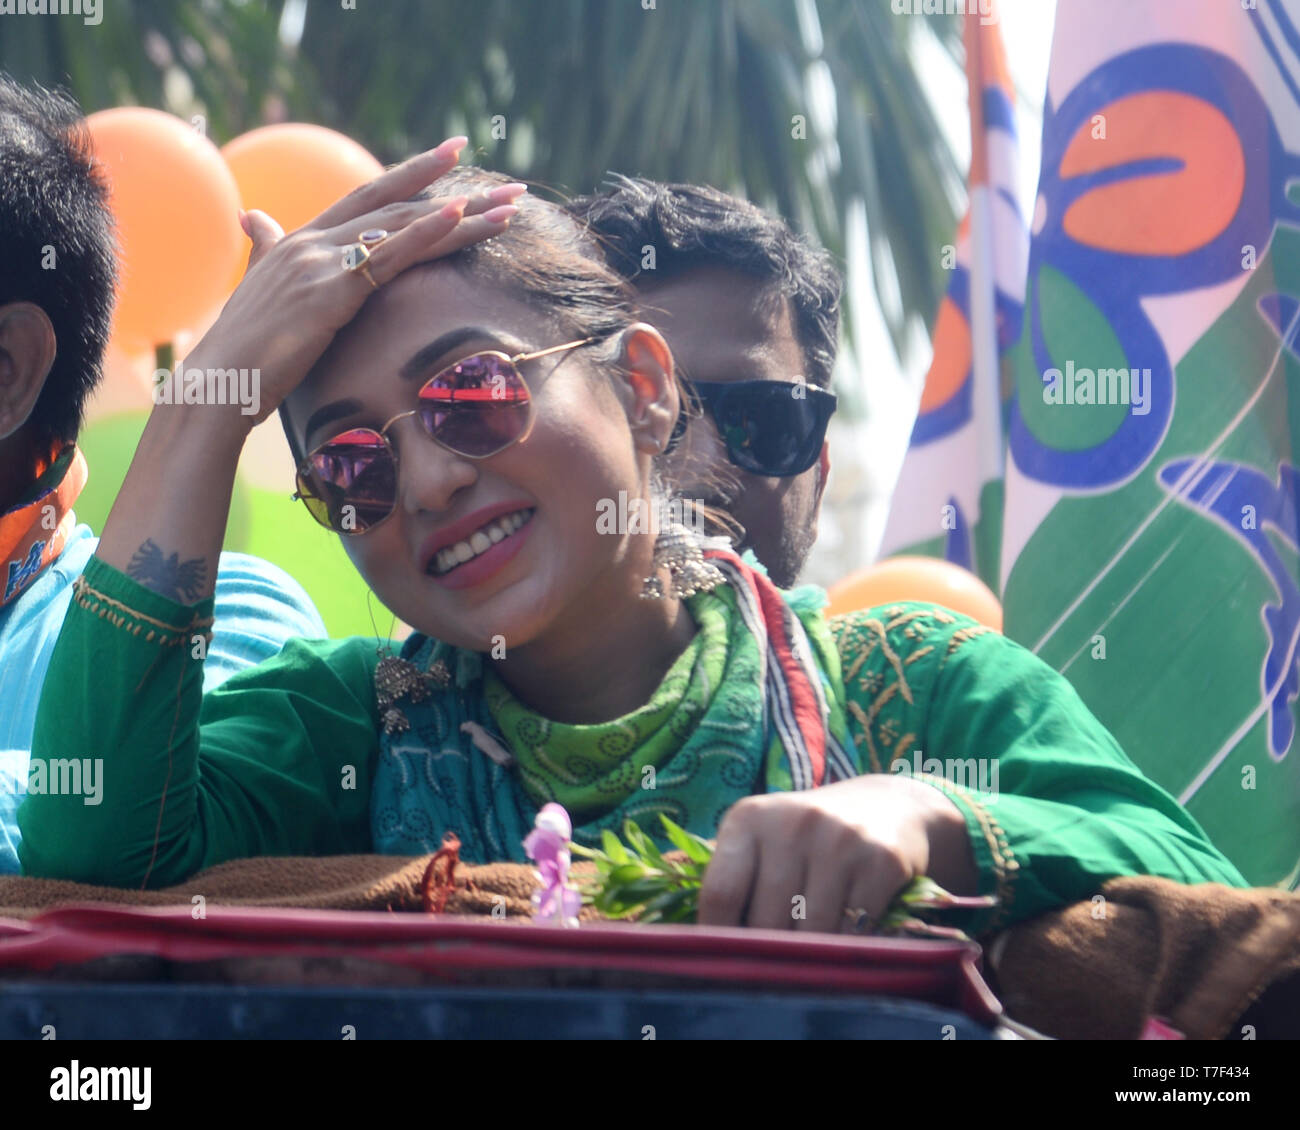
[878,1,1028,591]
[998,0,1300,885]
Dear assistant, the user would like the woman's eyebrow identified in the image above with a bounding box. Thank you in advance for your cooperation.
[399,326,521,380]
[303,398,364,447]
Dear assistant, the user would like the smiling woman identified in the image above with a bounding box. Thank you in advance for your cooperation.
[277,166,698,706]
[19,152,1247,938]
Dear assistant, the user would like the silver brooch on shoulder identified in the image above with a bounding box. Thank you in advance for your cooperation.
[375,655,451,735]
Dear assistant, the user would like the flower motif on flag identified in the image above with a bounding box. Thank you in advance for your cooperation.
[1157,457,1300,761]
[1009,44,1300,490]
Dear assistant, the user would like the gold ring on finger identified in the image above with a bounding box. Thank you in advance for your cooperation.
[342,243,380,290]
[358,228,390,247]
[844,907,874,934]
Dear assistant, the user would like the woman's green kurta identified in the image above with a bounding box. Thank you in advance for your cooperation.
[19,555,1247,934]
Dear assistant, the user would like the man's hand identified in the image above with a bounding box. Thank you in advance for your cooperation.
[697,773,978,933]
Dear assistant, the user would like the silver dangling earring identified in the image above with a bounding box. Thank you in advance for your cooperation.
[641,520,726,600]
[639,434,723,600]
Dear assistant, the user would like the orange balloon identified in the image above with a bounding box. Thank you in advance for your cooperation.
[87,108,245,351]
[221,124,384,235]
[826,556,1003,631]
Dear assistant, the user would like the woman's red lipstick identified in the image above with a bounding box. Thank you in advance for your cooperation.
[426,508,536,590]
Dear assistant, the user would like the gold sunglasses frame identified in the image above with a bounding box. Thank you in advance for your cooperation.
[292,336,595,535]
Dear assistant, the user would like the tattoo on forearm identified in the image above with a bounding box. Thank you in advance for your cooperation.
[126,539,209,603]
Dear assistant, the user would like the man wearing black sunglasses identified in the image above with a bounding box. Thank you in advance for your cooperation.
[570,177,841,588]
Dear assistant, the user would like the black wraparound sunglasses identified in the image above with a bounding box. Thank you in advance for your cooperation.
[666,379,837,477]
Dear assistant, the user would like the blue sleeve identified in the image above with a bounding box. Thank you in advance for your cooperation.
[0,753,23,875]
[202,552,327,692]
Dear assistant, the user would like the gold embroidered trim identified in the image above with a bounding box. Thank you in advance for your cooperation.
[887,735,919,767]
[948,625,992,652]
[840,618,913,704]
[917,771,1018,931]
[832,604,976,786]
[73,575,213,647]
[840,630,872,684]
[938,624,994,675]
[845,700,882,773]
[876,605,957,628]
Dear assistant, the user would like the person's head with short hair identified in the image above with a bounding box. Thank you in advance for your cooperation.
[0,73,117,508]
[568,176,842,587]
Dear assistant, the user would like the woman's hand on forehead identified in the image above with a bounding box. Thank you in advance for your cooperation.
[181,137,528,434]
[90,142,527,614]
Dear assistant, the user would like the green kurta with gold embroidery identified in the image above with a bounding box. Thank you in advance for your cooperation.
[19,556,1247,935]
[823,605,1248,932]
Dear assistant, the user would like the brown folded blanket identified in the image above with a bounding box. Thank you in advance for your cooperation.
[6,859,1299,1040]
[0,852,584,920]
[987,875,1300,1040]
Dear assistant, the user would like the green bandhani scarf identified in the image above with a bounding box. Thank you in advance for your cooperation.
[370,557,854,863]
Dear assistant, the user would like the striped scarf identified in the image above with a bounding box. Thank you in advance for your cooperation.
[370,548,855,863]
[1,445,86,609]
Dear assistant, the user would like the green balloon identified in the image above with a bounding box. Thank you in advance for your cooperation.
[76,413,392,640]
[234,483,398,640]
[75,412,148,534]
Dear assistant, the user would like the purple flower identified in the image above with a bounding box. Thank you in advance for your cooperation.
[524,803,580,927]
[533,881,583,926]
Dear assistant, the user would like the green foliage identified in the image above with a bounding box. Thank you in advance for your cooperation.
[574,816,998,936]
[1,0,964,365]
[572,816,709,923]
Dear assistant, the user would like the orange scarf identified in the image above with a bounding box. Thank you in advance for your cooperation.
[0,444,88,608]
